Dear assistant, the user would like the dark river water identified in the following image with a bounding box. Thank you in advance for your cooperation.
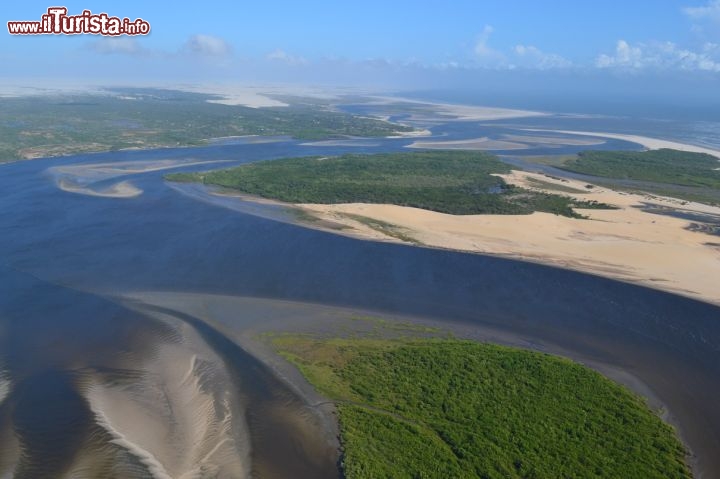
[1,120,719,478]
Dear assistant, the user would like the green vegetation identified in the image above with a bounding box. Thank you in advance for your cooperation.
[273,337,691,479]
[0,88,411,162]
[167,151,616,217]
[561,149,720,188]
[554,149,720,205]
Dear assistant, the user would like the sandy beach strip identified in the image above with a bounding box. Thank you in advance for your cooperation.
[298,171,720,305]
[407,137,529,150]
[363,95,547,121]
[523,128,720,159]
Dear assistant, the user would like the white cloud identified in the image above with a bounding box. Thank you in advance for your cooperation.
[596,40,644,68]
[182,34,232,57]
[684,0,720,23]
[266,49,308,65]
[596,39,720,72]
[88,37,146,55]
[513,45,572,69]
[473,25,505,65]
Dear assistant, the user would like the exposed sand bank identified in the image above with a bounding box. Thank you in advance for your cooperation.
[407,137,529,150]
[386,128,433,138]
[523,128,720,159]
[407,133,607,151]
[300,139,384,147]
[365,96,547,121]
[56,178,143,198]
[47,158,230,198]
[298,171,720,305]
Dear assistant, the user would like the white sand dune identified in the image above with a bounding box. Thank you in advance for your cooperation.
[298,171,720,305]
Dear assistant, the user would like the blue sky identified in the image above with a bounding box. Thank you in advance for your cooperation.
[2,0,720,102]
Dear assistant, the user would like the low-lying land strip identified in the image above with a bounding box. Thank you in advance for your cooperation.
[0,88,412,162]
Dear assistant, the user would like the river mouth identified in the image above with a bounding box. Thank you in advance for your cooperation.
[1,118,719,477]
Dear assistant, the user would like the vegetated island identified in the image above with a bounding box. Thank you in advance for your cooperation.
[0,88,413,162]
[166,151,615,218]
[271,336,691,479]
[555,149,720,205]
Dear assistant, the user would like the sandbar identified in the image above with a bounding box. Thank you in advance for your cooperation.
[523,129,720,159]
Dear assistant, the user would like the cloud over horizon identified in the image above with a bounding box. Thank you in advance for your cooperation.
[182,34,233,57]
[596,39,720,72]
[87,37,148,56]
[684,0,720,23]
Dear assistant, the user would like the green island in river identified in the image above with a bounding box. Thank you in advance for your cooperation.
[166,151,616,217]
[270,336,691,479]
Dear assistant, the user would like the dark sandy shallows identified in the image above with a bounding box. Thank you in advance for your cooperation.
[0,268,339,479]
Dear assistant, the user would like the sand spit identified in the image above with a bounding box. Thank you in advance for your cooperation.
[300,139,384,147]
[386,128,434,138]
[523,129,720,159]
[365,96,546,121]
[57,178,142,198]
[298,171,720,305]
[407,137,529,150]
[47,158,230,198]
[501,134,607,146]
[407,133,608,151]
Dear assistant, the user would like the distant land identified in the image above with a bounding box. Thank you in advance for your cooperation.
[0,88,413,162]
